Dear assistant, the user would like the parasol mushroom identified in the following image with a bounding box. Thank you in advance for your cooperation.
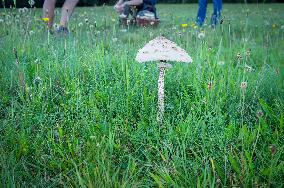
[135,36,192,124]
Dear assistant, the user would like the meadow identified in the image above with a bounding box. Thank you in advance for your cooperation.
[0,3,284,187]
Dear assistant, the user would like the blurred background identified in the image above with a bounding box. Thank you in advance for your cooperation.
[1,0,283,8]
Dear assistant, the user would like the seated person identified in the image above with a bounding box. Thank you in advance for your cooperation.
[114,0,158,22]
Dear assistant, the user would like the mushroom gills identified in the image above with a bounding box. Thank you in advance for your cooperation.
[158,62,173,68]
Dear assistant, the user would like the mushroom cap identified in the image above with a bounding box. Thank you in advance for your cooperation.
[135,36,193,63]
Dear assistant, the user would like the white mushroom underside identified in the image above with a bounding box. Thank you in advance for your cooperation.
[135,36,193,63]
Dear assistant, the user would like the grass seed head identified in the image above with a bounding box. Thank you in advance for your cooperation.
[237,52,242,60]
[207,81,214,90]
[240,81,247,90]
[257,111,264,118]
[246,49,251,57]
[269,145,277,155]
[33,76,42,86]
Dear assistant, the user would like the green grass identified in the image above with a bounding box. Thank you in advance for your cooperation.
[0,3,284,187]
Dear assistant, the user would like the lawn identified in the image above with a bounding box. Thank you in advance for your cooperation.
[0,3,284,187]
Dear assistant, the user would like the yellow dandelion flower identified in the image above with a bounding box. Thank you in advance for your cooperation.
[181,23,188,28]
[42,17,49,23]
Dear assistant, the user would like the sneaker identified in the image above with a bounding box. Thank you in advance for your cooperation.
[57,25,69,35]
[119,13,127,19]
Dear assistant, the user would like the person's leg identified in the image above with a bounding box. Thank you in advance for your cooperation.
[115,7,124,15]
[218,0,222,12]
[59,0,79,27]
[43,0,56,29]
[211,0,222,26]
[196,0,208,27]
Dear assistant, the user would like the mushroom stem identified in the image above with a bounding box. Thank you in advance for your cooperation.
[157,62,166,125]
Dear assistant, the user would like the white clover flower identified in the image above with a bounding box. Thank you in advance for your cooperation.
[33,76,42,85]
[78,22,83,27]
[53,23,59,30]
[242,38,249,42]
[245,65,253,72]
[197,32,205,39]
[34,58,41,64]
[217,61,225,66]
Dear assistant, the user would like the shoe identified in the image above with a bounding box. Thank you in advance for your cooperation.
[119,13,127,19]
[57,25,69,35]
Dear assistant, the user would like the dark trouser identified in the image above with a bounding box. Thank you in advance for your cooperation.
[196,0,222,26]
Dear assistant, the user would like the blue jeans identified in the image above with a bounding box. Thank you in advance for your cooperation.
[196,0,222,26]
